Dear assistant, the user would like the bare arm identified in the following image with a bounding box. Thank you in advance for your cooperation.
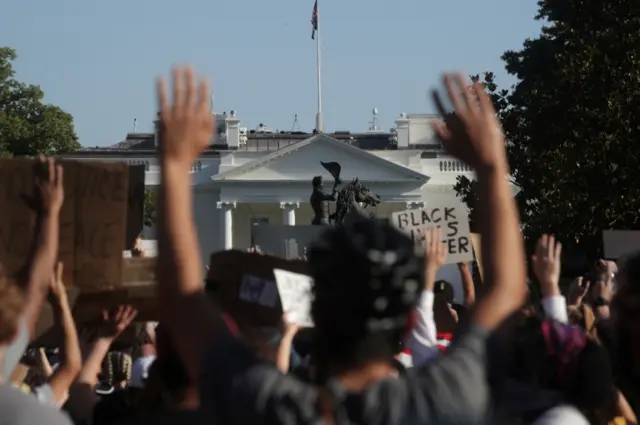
[458,262,476,307]
[276,316,300,373]
[471,165,527,329]
[21,213,60,339]
[47,264,82,406]
[38,348,54,378]
[20,158,65,340]
[432,74,526,332]
[67,338,112,423]
[155,67,222,382]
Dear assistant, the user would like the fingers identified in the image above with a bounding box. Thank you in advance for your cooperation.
[473,81,494,114]
[443,74,466,114]
[185,66,197,109]
[55,164,63,187]
[431,90,449,118]
[172,67,185,111]
[47,158,55,183]
[454,73,476,112]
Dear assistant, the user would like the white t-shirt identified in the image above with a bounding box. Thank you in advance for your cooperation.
[532,405,589,425]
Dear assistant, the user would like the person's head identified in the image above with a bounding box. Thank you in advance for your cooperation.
[307,215,423,383]
[509,316,617,424]
[312,176,323,188]
[0,275,25,355]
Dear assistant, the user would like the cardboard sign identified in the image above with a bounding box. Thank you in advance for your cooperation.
[0,159,128,291]
[207,250,309,329]
[390,202,473,264]
[273,269,314,327]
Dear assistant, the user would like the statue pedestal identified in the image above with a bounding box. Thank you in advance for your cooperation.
[252,224,328,259]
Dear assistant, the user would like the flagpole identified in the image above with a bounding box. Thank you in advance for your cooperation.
[314,3,323,133]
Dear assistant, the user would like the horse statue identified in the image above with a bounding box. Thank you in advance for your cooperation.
[330,178,381,225]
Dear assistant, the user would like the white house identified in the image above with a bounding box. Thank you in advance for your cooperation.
[62,112,507,301]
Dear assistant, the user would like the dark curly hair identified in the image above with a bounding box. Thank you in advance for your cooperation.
[307,214,423,383]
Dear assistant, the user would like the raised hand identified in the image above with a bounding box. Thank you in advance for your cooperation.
[34,155,64,215]
[567,277,590,306]
[98,305,138,341]
[156,66,214,167]
[532,234,562,298]
[424,226,447,290]
[431,74,506,171]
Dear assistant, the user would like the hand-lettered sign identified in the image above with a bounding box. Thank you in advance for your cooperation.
[390,199,473,264]
[0,159,128,291]
[273,268,314,328]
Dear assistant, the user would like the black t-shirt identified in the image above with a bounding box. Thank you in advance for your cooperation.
[200,325,491,425]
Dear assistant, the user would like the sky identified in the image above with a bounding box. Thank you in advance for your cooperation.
[1,0,543,147]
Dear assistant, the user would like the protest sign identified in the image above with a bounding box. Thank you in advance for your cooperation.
[73,161,128,291]
[0,159,128,291]
[273,269,314,327]
[207,250,309,329]
[390,200,473,264]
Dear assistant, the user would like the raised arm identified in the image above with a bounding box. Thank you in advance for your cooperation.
[21,158,64,338]
[47,262,82,406]
[3,158,64,378]
[407,74,527,424]
[432,74,527,331]
[155,67,221,381]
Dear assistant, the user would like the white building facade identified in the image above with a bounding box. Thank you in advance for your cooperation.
[63,113,507,300]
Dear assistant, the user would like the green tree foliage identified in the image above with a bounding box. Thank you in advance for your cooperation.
[143,189,157,227]
[455,1,640,259]
[0,47,80,157]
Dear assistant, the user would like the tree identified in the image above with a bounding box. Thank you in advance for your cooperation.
[143,189,157,228]
[455,1,640,260]
[0,47,79,157]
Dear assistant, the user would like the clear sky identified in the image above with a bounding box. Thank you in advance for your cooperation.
[1,0,542,147]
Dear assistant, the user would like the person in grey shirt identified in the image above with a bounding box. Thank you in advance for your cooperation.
[155,69,528,425]
[0,274,71,425]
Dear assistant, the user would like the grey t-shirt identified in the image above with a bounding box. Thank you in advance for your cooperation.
[1,318,28,379]
[200,324,490,425]
[0,384,72,425]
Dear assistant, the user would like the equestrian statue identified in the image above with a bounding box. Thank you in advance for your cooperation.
[310,161,381,226]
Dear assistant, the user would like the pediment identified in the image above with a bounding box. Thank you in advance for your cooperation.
[212,134,427,183]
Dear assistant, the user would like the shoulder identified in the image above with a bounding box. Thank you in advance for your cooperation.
[0,385,72,425]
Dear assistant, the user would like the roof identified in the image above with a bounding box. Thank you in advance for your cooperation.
[212,133,428,182]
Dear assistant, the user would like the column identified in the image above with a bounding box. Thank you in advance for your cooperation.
[217,201,236,250]
[406,201,425,210]
[280,202,299,226]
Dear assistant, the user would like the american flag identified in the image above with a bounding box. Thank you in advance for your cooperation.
[311,0,318,40]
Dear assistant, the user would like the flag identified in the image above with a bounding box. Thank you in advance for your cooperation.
[311,0,318,40]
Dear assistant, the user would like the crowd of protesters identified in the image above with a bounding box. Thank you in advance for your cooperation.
[0,69,639,425]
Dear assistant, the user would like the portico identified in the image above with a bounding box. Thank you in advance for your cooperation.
[203,134,430,253]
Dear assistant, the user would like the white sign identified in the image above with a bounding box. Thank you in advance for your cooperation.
[239,274,279,307]
[390,201,473,264]
[273,269,314,328]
